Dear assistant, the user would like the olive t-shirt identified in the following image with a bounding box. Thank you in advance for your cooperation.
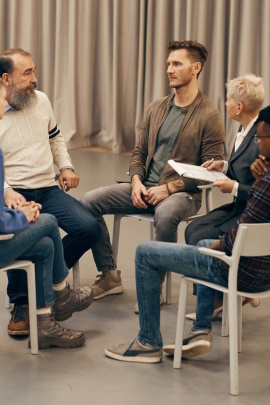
[146,98,186,184]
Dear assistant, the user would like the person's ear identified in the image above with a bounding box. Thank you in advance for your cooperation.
[237,101,244,115]
[192,62,201,76]
[1,73,11,87]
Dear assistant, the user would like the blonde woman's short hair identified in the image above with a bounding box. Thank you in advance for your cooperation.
[226,74,265,112]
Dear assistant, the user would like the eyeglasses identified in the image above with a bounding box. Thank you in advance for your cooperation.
[254,134,270,143]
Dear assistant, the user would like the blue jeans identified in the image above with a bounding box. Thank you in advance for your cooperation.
[7,186,101,303]
[80,182,201,271]
[185,210,226,300]
[0,214,69,308]
[135,240,227,348]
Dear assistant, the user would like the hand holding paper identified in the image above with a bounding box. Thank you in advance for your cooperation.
[168,160,228,183]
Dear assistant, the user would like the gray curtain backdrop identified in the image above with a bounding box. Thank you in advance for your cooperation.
[0,0,269,157]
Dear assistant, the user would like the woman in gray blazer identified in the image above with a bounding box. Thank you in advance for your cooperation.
[185,73,265,319]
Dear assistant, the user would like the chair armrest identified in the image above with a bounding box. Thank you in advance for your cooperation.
[198,247,226,258]
[197,184,213,212]
[198,247,233,266]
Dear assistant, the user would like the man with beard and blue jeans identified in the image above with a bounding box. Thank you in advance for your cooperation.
[0,49,101,336]
[0,78,93,349]
[105,106,270,363]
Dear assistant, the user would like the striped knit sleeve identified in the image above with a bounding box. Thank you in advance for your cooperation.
[49,125,60,140]
[44,94,73,170]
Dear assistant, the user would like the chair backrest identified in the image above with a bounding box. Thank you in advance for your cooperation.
[232,223,270,258]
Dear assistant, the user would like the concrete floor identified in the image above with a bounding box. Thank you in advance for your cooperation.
[0,149,269,405]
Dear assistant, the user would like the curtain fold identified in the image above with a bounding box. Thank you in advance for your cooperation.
[0,0,269,157]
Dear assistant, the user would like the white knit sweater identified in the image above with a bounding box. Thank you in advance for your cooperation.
[0,90,73,189]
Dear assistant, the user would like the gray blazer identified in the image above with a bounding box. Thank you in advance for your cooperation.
[213,124,259,232]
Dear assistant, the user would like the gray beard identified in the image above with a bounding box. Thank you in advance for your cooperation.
[9,84,38,111]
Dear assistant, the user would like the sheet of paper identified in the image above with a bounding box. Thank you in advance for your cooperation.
[168,160,228,183]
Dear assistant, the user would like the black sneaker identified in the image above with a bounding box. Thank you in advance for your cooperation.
[163,329,213,358]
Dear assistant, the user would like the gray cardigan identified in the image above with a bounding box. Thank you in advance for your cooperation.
[215,124,259,232]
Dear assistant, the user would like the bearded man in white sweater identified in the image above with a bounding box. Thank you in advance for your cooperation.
[0,48,101,336]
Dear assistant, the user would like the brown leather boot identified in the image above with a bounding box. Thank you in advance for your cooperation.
[54,283,94,321]
[8,304,30,336]
[28,313,85,349]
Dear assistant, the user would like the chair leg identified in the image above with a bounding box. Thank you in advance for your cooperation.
[221,293,229,337]
[205,187,213,212]
[26,265,38,355]
[112,214,123,265]
[73,261,80,289]
[237,295,242,353]
[165,272,171,304]
[149,221,154,240]
[173,277,187,369]
[228,291,239,395]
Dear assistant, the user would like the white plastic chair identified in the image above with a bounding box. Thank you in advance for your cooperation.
[72,261,80,288]
[5,258,80,309]
[173,223,270,396]
[112,184,213,304]
[0,234,38,355]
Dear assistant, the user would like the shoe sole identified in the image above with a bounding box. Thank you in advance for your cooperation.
[163,345,175,356]
[164,340,212,358]
[8,329,30,336]
[29,335,85,349]
[54,289,95,322]
[104,348,162,363]
[94,285,124,300]
[185,313,196,321]
[182,341,212,359]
